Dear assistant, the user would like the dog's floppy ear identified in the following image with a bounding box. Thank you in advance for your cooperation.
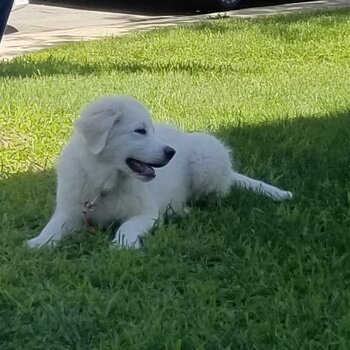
[75,108,120,155]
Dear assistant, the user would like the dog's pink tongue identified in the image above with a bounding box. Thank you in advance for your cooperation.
[130,160,155,177]
[140,164,155,177]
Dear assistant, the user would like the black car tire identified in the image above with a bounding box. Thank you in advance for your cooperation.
[216,0,243,10]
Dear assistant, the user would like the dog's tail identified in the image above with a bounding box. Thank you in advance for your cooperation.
[230,171,293,201]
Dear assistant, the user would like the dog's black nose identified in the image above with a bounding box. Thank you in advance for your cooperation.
[163,146,176,161]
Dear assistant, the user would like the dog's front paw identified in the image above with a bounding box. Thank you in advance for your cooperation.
[26,234,58,248]
[269,189,293,201]
[279,190,293,201]
[26,236,46,248]
[111,228,141,249]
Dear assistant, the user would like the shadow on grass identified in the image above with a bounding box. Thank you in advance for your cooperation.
[194,8,350,32]
[2,8,350,78]
[0,57,265,77]
[1,109,349,254]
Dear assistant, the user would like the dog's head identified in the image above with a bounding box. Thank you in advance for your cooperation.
[75,95,175,181]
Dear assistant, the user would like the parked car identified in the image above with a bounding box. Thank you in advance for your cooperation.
[1,0,29,42]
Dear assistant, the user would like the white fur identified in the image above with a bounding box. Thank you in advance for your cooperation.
[27,95,292,249]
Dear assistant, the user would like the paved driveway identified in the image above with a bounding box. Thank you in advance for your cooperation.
[1,0,349,59]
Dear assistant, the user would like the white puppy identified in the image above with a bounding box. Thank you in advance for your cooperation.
[27,95,292,248]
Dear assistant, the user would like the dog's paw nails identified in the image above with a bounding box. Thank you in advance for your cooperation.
[279,191,293,200]
[26,238,43,248]
[271,190,293,201]
[285,191,293,199]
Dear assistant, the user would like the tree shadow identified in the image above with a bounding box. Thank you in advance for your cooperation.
[189,8,350,34]
[255,7,350,43]
[0,56,263,78]
[1,109,349,254]
[2,8,349,77]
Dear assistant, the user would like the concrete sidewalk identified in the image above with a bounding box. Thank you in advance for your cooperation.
[1,0,349,60]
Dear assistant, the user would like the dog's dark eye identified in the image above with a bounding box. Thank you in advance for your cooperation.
[134,128,147,135]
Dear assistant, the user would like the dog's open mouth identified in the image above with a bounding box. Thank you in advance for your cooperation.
[126,158,163,179]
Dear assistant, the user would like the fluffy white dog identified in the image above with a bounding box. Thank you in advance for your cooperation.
[27,95,292,248]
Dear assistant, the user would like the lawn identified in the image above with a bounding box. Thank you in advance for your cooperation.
[1,8,350,350]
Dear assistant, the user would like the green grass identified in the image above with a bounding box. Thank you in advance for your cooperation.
[1,8,350,349]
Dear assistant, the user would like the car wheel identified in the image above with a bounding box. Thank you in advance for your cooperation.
[216,0,243,10]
